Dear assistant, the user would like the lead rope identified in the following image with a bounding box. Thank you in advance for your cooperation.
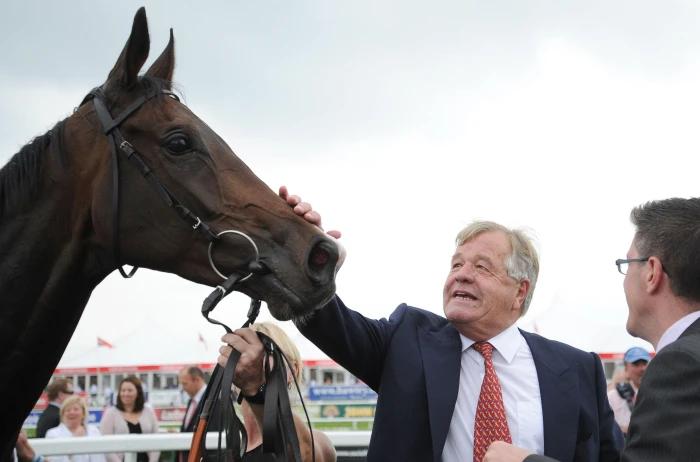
[189,268,312,462]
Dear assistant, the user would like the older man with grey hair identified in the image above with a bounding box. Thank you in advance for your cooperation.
[247,191,622,462]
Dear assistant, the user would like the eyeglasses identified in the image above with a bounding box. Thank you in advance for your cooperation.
[615,257,649,275]
[63,389,75,395]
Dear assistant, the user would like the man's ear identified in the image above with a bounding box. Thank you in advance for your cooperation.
[514,279,530,313]
[646,256,665,294]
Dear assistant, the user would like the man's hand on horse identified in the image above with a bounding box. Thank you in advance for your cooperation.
[279,185,341,239]
[219,328,266,397]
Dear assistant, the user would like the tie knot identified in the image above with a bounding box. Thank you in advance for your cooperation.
[473,341,494,360]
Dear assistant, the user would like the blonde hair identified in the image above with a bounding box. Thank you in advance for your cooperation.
[455,221,539,315]
[251,322,302,380]
[60,395,88,425]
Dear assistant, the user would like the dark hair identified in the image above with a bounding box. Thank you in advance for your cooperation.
[46,378,71,401]
[184,366,205,381]
[631,197,700,302]
[116,375,145,412]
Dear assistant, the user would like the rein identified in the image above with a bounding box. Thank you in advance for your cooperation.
[189,273,314,462]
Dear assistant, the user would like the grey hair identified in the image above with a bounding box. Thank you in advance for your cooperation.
[455,221,539,316]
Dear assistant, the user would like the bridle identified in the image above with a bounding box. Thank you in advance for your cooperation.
[79,84,261,282]
[80,84,311,461]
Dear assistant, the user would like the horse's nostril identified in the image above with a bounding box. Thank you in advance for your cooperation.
[309,247,330,269]
[306,238,339,285]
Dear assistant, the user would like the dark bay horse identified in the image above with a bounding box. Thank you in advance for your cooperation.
[0,8,339,457]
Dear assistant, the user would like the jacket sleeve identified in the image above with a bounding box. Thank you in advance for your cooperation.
[295,295,407,390]
[622,346,700,462]
[99,407,116,435]
[99,408,123,462]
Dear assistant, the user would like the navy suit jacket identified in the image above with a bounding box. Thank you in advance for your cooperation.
[297,296,622,462]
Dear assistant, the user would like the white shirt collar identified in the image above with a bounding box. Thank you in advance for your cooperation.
[656,311,700,352]
[459,322,522,364]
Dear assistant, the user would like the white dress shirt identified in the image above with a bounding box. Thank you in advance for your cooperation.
[656,310,700,352]
[442,323,544,462]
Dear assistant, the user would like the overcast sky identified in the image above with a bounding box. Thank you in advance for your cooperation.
[3,1,700,365]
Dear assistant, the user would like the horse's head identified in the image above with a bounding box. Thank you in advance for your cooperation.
[76,8,338,320]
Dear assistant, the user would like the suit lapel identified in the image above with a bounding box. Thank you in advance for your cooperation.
[419,323,462,462]
[522,331,579,461]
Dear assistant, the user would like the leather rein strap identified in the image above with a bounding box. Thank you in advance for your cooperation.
[189,278,312,462]
[82,86,218,278]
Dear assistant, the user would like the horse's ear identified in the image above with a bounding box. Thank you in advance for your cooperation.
[106,7,150,89]
[145,28,175,86]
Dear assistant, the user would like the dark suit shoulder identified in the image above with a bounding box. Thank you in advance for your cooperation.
[661,321,700,360]
[36,404,61,438]
[391,304,450,330]
[520,330,602,364]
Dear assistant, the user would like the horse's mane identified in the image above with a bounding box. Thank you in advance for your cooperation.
[0,76,175,220]
[0,120,66,219]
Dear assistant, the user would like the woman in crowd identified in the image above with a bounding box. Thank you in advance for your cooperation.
[99,376,159,462]
[45,395,106,462]
[220,322,336,462]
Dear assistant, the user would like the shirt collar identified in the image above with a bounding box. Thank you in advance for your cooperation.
[656,311,700,352]
[459,323,522,364]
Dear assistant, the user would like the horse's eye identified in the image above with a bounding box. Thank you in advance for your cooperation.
[164,133,192,155]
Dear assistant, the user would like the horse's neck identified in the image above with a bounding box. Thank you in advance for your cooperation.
[0,200,103,462]
[0,135,109,315]
[0,116,109,455]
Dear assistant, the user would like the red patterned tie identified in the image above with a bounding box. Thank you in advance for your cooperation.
[473,341,511,462]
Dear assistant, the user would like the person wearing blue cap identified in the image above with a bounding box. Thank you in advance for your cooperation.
[606,347,650,434]
[484,197,700,462]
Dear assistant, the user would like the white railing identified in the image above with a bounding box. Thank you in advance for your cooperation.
[31,432,371,461]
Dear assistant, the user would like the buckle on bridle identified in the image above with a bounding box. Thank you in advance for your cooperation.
[119,140,135,156]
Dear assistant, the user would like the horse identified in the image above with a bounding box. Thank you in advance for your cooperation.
[0,8,339,458]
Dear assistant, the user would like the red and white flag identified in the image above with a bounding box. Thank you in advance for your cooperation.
[97,337,114,348]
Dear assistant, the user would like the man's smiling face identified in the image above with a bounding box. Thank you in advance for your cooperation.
[442,230,528,341]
